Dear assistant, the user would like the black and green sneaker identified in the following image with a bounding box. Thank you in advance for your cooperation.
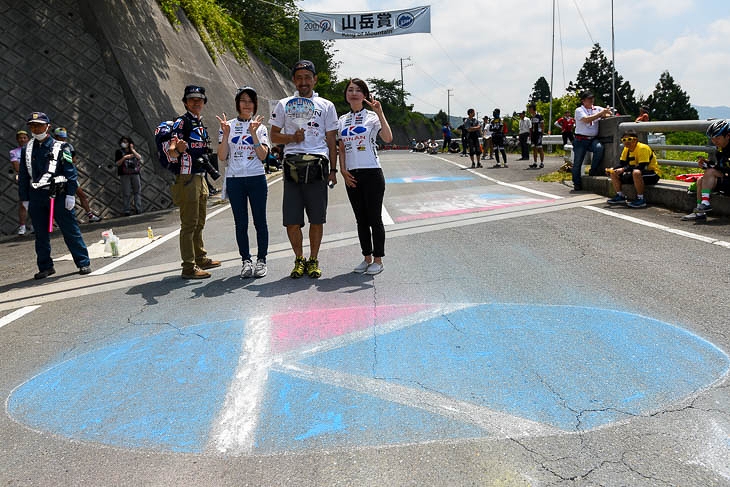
[306,257,322,278]
[290,256,306,278]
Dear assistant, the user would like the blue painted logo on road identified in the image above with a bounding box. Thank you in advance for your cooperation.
[7,305,729,454]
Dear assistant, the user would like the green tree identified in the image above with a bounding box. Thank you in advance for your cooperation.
[569,43,638,116]
[533,93,580,134]
[432,110,449,127]
[645,71,699,121]
[529,77,551,104]
[367,78,410,123]
[159,0,338,85]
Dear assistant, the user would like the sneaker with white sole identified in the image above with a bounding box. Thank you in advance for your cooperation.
[240,259,254,278]
[253,259,267,278]
[607,194,628,205]
[627,197,647,208]
[694,202,712,213]
[365,262,384,275]
[16,225,26,236]
[353,260,370,274]
[681,212,707,221]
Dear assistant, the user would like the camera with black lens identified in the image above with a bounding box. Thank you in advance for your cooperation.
[193,152,221,180]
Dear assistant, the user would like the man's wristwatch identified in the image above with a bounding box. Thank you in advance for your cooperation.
[330,168,338,173]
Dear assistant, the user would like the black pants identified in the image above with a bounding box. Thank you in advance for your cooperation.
[519,132,530,159]
[345,168,386,258]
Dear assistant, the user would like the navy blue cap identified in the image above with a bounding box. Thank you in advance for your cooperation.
[27,112,50,124]
[292,60,316,76]
[182,85,207,103]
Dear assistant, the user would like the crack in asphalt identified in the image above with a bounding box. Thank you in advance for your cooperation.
[371,276,379,379]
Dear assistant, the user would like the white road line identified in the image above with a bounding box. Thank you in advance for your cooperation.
[210,316,271,455]
[431,154,564,200]
[0,306,41,329]
[277,363,563,439]
[90,204,232,276]
[89,229,181,276]
[584,206,730,248]
[91,178,284,276]
[382,204,395,225]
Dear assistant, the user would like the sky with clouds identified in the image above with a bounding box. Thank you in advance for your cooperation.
[296,0,729,118]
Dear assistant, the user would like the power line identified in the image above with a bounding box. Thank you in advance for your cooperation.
[571,0,595,45]
[557,0,567,92]
[427,33,498,107]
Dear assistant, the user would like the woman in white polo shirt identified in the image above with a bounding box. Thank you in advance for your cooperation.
[217,86,270,278]
[338,78,393,275]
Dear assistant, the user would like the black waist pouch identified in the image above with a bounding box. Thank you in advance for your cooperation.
[284,154,328,183]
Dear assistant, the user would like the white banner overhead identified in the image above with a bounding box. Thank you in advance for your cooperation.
[299,6,431,41]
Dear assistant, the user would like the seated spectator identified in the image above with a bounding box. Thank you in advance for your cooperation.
[635,106,650,122]
[606,129,659,208]
[681,120,730,221]
[268,145,283,170]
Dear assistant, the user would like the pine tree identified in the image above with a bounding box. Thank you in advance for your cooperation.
[645,71,699,121]
[529,77,551,104]
[568,43,638,116]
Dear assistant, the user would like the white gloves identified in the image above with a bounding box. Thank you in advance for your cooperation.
[65,195,76,211]
[22,201,29,210]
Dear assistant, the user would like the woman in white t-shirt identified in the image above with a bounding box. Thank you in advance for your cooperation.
[216,86,270,278]
[338,78,393,275]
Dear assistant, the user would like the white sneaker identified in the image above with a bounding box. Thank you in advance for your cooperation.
[253,259,267,278]
[17,225,26,235]
[365,262,384,275]
[353,260,370,274]
[240,259,254,278]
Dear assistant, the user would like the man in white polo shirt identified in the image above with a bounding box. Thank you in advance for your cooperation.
[269,60,338,279]
[572,90,613,190]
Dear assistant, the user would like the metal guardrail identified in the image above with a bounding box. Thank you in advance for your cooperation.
[618,120,714,169]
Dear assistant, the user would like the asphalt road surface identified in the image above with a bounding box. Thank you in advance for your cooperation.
[1,151,729,486]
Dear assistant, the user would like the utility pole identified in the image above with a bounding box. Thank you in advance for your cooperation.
[400,57,412,106]
[447,89,453,123]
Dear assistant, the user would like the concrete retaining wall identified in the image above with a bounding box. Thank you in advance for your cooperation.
[1,0,291,235]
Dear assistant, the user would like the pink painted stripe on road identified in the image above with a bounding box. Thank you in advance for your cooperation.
[395,199,549,222]
[270,304,430,353]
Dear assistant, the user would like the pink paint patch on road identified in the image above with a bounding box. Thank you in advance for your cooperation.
[270,304,430,353]
[395,199,548,222]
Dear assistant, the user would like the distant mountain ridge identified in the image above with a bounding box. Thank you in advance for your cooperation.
[693,105,730,120]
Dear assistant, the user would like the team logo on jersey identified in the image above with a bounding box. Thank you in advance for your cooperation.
[307,121,320,128]
[341,126,367,137]
[231,135,254,146]
[189,127,206,142]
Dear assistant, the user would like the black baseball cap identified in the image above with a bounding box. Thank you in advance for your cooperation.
[292,60,316,76]
[182,85,207,103]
